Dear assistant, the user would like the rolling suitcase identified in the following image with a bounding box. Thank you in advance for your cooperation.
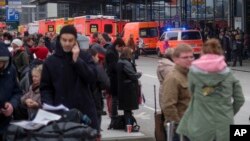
[154,83,185,141]
[154,85,166,141]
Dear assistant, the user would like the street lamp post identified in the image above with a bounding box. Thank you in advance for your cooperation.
[120,0,122,21]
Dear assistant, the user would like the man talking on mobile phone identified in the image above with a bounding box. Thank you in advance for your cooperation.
[40,25,98,130]
[0,43,22,140]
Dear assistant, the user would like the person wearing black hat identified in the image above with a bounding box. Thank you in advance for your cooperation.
[40,25,99,130]
[0,42,22,139]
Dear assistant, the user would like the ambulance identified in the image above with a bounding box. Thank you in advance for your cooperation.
[156,28,203,57]
[74,15,119,38]
[122,21,159,51]
[38,20,56,35]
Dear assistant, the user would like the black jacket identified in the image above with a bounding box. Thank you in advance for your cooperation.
[234,41,244,54]
[117,59,141,111]
[0,43,22,132]
[92,64,110,115]
[40,39,98,129]
[105,46,119,96]
[44,37,53,53]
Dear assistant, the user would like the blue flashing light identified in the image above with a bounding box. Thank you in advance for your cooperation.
[167,28,171,31]
[182,27,186,30]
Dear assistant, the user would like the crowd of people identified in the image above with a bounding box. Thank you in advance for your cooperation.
[0,23,248,141]
[0,25,141,141]
[201,26,250,67]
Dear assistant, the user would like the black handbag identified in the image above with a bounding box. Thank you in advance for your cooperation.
[108,115,140,132]
[108,115,125,130]
[4,122,98,141]
[47,109,91,126]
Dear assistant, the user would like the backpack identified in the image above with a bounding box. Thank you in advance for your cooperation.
[108,115,140,132]
[4,122,98,141]
[47,109,92,126]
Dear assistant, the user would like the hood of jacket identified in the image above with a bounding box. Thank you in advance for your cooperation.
[0,42,11,73]
[54,37,73,58]
[189,56,231,86]
[192,54,227,73]
[158,58,175,68]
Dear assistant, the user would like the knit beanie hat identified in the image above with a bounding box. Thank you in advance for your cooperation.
[12,39,23,47]
[0,44,10,61]
[59,25,77,39]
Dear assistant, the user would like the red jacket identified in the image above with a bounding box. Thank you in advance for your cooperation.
[30,46,49,61]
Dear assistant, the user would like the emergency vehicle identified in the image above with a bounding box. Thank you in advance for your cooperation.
[74,15,118,38]
[38,20,56,35]
[122,21,159,51]
[156,28,203,57]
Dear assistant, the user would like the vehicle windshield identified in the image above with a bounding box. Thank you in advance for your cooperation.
[181,31,201,40]
[139,28,158,38]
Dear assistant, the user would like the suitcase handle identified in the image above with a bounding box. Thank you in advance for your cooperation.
[154,85,157,115]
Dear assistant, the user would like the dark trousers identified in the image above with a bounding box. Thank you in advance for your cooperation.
[97,114,102,133]
[233,50,243,66]
[111,96,118,117]
[124,110,133,124]
[132,53,136,65]
[225,49,232,62]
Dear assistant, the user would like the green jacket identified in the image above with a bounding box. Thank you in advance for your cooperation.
[13,49,29,75]
[177,66,245,141]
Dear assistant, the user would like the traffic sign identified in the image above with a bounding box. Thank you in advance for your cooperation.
[6,8,19,22]
[8,0,22,12]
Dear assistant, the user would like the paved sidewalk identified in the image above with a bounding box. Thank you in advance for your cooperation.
[101,115,154,141]
[230,59,250,72]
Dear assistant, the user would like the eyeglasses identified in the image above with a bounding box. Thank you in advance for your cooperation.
[179,56,194,60]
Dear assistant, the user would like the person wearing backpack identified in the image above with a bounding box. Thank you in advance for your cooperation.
[177,39,245,141]
[232,35,244,67]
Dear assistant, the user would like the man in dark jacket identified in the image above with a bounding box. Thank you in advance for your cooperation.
[44,33,53,53]
[40,25,98,130]
[223,32,232,63]
[105,38,125,118]
[233,35,243,67]
[0,43,22,138]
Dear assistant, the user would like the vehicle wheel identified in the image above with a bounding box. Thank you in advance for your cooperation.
[156,48,162,57]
